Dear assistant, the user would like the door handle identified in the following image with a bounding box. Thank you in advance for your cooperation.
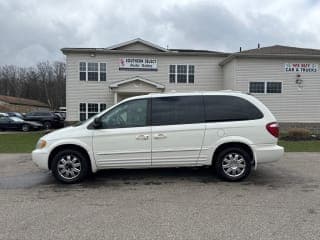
[154,133,167,139]
[136,134,149,140]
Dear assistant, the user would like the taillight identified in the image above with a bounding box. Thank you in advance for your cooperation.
[266,122,279,138]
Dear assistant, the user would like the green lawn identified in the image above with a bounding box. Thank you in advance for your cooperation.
[278,140,320,152]
[0,132,44,153]
[0,132,320,153]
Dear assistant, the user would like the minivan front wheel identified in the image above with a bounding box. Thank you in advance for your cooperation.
[51,149,88,183]
[215,147,251,181]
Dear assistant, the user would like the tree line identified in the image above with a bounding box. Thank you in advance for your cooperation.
[0,61,66,110]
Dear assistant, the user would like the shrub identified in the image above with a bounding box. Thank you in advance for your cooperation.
[286,128,311,140]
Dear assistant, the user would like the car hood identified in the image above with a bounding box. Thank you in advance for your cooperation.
[42,125,88,141]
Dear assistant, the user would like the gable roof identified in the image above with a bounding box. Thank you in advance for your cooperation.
[220,45,320,66]
[61,38,229,57]
[107,38,169,52]
[239,45,320,55]
[0,95,49,107]
[109,76,165,89]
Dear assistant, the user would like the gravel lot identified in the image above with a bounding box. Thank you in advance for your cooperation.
[0,153,320,240]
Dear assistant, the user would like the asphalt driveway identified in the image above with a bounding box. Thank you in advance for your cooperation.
[0,153,320,240]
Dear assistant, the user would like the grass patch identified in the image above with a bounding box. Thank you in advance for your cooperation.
[279,140,320,152]
[0,132,44,153]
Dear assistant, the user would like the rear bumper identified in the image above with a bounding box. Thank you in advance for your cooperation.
[32,149,49,170]
[253,144,284,165]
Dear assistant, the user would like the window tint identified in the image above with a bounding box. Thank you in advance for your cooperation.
[100,99,148,129]
[204,95,263,122]
[151,96,204,125]
[0,116,10,123]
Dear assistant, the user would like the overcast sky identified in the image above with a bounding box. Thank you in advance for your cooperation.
[0,0,319,66]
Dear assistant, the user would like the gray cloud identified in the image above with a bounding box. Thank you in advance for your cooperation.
[0,0,319,66]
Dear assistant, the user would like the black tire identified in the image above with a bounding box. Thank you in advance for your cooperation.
[21,124,30,132]
[51,149,89,184]
[214,147,251,181]
[43,121,52,130]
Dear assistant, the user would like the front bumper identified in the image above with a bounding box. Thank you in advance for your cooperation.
[32,149,50,170]
[253,144,284,165]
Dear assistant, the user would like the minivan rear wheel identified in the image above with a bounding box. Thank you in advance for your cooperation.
[51,149,88,183]
[215,147,251,181]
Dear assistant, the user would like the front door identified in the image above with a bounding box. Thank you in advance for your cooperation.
[92,98,151,168]
[151,96,206,167]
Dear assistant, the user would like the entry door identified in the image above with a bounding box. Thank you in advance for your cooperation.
[151,96,206,167]
[92,99,151,168]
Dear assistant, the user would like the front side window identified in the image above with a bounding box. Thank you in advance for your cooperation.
[152,96,204,125]
[169,64,195,84]
[0,116,10,123]
[204,95,263,122]
[100,99,148,129]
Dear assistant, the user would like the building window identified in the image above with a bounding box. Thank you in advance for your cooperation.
[100,103,107,111]
[88,63,98,81]
[249,82,265,93]
[79,103,107,120]
[169,65,176,83]
[79,62,86,81]
[188,65,194,83]
[100,63,106,81]
[267,82,282,93]
[169,64,195,83]
[249,81,282,94]
[79,62,107,81]
[79,103,86,121]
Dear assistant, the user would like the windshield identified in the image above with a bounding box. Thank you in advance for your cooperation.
[10,117,24,122]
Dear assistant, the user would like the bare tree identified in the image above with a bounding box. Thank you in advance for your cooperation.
[0,61,66,110]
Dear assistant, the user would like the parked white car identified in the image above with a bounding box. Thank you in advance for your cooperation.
[32,91,284,183]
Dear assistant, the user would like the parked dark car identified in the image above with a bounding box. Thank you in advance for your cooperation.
[24,111,64,129]
[7,112,24,118]
[0,116,43,132]
[52,111,66,120]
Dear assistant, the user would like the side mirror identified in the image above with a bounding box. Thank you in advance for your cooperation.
[93,117,102,129]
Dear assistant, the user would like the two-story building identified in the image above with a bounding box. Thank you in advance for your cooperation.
[62,38,320,132]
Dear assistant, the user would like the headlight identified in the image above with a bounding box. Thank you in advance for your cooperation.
[36,139,47,149]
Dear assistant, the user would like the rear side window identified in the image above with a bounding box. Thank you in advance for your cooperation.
[204,95,263,122]
[152,96,204,125]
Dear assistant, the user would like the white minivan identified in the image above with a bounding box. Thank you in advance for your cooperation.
[32,91,284,183]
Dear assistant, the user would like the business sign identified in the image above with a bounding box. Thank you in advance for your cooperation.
[119,57,157,71]
[284,63,318,73]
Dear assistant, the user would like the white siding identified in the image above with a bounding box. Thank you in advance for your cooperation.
[235,58,320,122]
[65,53,224,121]
[222,59,236,90]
